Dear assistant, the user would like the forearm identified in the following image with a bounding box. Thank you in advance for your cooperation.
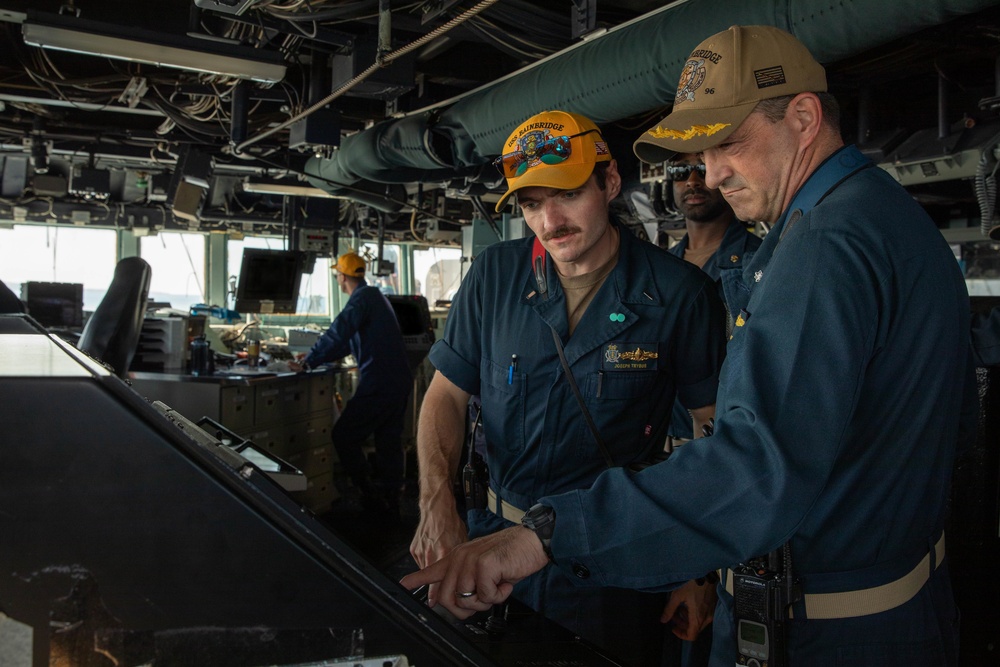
[411,372,474,568]
[416,372,470,510]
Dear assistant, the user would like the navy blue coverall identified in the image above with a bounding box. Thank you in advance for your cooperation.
[540,146,975,667]
[305,280,412,496]
[971,307,1000,366]
[429,224,726,665]
[667,219,762,439]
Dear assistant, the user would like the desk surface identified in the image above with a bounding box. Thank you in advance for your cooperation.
[0,333,109,378]
[130,365,354,386]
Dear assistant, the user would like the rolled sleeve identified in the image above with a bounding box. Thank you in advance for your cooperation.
[428,338,480,396]
[429,257,486,395]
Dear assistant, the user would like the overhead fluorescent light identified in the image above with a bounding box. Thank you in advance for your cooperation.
[22,23,286,84]
[242,182,339,198]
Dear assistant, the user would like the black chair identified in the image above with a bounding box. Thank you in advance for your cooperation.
[77,257,152,378]
[0,279,25,314]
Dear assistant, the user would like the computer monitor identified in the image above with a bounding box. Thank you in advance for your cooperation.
[20,281,84,328]
[234,249,303,314]
[387,294,433,338]
[387,295,435,370]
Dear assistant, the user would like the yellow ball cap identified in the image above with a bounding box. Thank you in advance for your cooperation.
[335,252,366,277]
[494,110,612,212]
[633,25,827,164]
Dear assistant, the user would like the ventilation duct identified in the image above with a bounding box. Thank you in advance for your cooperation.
[305,0,1000,209]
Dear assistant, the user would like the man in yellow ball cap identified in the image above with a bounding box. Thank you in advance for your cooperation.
[293,251,412,516]
[404,25,973,667]
[408,109,725,665]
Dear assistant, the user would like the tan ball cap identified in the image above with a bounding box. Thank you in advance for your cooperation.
[633,25,827,164]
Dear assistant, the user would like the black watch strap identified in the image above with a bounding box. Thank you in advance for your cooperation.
[521,503,556,560]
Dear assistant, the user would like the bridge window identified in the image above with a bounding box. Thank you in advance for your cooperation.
[139,232,207,312]
[413,246,463,306]
[0,224,116,312]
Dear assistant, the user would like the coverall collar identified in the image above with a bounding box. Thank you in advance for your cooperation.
[522,223,663,366]
[743,145,871,286]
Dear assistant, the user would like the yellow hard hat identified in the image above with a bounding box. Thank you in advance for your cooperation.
[335,251,366,277]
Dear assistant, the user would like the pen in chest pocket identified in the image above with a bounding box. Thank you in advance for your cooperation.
[508,354,518,385]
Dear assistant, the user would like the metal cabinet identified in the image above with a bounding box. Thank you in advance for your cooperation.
[131,369,347,513]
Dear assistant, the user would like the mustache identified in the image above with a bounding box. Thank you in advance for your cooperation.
[681,187,713,202]
[542,226,580,241]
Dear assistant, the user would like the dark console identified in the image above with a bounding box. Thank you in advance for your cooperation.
[0,313,621,667]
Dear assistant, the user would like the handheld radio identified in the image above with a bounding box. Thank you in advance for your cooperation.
[732,545,799,667]
[461,405,488,511]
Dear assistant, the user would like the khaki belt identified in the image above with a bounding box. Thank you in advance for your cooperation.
[667,436,690,451]
[724,532,946,620]
[487,487,526,523]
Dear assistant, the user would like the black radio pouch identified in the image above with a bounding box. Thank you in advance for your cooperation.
[462,451,489,511]
[461,404,488,510]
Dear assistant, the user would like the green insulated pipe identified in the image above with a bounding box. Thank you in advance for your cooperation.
[306,0,1000,206]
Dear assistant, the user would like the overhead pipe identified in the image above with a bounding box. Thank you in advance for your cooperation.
[305,0,1000,203]
[235,0,501,154]
[939,68,951,141]
[230,81,249,145]
[975,53,1000,239]
[378,0,391,62]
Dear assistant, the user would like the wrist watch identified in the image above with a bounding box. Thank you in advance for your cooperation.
[521,503,556,560]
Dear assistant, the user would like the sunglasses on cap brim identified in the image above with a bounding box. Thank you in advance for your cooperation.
[666,163,707,180]
[493,128,602,179]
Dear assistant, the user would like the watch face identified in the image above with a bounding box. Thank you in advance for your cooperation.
[523,504,555,559]
[524,504,555,536]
